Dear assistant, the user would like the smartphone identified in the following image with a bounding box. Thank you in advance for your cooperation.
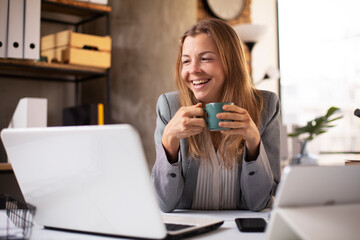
[235,218,267,232]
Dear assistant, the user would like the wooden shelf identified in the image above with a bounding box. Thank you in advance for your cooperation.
[41,0,111,31]
[0,59,108,82]
[0,0,111,105]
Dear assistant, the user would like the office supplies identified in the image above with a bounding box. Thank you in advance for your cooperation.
[7,0,24,59]
[8,98,47,128]
[266,165,360,240]
[0,0,8,58]
[1,124,223,239]
[24,0,41,60]
[0,194,36,239]
[62,103,108,126]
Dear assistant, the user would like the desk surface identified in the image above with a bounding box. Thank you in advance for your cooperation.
[30,210,270,240]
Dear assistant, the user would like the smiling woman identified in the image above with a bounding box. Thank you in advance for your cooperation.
[181,33,225,104]
[151,18,282,213]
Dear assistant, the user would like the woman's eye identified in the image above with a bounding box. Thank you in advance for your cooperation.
[201,57,212,62]
[182,60,190,64]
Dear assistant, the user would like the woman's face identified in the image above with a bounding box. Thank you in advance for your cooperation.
[181,33,225,104]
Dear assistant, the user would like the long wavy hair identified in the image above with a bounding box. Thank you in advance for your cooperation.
[175,18,263,167]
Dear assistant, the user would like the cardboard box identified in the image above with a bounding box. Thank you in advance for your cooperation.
[41,30,111,68]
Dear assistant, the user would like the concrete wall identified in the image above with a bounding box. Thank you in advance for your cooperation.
[83,0,197,168]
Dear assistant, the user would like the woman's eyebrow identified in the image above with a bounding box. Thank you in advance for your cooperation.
[181,51,216,58]
[199,51,216,55]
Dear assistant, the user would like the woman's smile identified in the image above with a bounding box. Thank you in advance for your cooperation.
[191,78,211,87]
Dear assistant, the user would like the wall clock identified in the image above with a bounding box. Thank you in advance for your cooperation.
[205,0,245,21]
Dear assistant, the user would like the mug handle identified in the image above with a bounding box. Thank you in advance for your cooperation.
[201,107,207,121]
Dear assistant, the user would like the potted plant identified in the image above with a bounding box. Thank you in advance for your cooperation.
[288,106,343,165]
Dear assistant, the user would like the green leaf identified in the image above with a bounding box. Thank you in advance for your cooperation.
[288,106,343,141]
[325,107,340,118]
[326,116,343,123]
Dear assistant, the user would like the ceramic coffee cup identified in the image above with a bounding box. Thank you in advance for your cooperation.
[203,102,234,131]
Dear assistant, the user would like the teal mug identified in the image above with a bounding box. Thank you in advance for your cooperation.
[203,102,234,131]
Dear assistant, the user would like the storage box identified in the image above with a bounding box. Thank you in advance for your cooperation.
[41,30,111,69]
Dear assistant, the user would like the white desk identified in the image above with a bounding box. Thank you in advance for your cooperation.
[29,210,270,240]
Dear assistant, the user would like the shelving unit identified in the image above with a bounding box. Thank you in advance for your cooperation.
[41,0,111,34]
[0,0,112,105]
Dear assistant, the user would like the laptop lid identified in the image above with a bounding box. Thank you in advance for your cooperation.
[2,124,167,239]
[1,124,223,239]
[273,165,360,208]
[266,165,360,240]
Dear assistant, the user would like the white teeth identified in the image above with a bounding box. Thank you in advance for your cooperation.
[192,79,210,85]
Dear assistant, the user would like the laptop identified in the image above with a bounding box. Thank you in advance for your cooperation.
[1,124,223,239]
[273,165,360,208]
[266,165,360,240]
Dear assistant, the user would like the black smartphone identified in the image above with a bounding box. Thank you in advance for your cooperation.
[235,218,267,232]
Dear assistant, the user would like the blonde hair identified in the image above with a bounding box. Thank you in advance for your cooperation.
[175,18,263,167]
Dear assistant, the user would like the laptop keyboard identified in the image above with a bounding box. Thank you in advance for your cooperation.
[165,223,194,231]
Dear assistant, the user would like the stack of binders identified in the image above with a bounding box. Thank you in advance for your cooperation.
[0,0,41,60]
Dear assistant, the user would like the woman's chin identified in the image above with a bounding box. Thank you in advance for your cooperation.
[193,94,205,102]
[193,95,212,104]
[192,90,219,104]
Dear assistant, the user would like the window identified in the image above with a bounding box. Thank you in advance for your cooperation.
[278,0,360,159]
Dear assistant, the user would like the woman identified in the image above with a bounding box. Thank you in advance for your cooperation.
[152,18,281,213]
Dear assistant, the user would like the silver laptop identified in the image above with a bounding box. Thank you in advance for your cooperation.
[1,124,223,239]
[266,165,360,240]
[273,165,360,208]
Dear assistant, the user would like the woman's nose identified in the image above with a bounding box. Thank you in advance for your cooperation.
[189,60,201,73]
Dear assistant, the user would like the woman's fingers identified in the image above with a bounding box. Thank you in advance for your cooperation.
[219,120,248,129]
[223,104,245,113]
[186,104,205,118]
[167,104,206,139]
[217,105,248,121]
[216,105,258,138]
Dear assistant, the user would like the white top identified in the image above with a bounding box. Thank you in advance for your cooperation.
[192,131,239,210]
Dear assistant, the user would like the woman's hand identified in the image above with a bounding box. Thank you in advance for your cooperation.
[217,104,260,161]
[162,103,206,163]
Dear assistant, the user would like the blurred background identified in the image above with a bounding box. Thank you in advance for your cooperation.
[0,0,359,168]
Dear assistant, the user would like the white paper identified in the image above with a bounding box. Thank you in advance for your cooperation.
[0,210,24,239]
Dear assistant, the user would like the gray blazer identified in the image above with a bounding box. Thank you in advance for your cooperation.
[151,90,281,212]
